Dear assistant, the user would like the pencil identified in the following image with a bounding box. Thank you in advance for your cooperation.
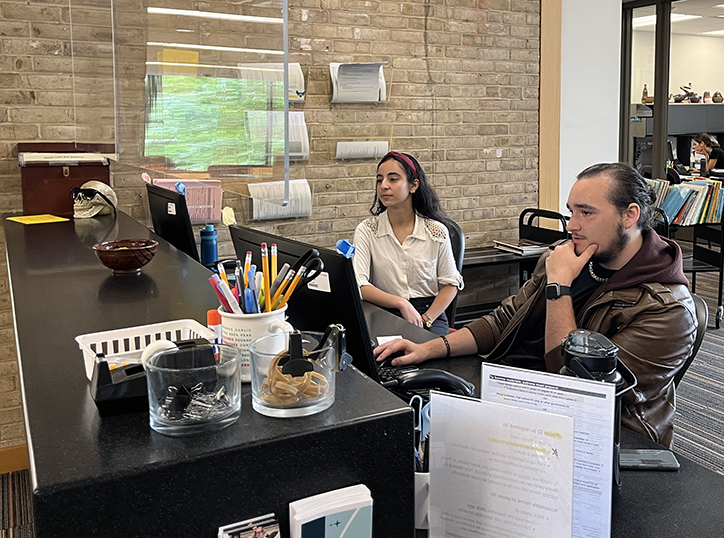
[271,269,295,307]
[261,243,271,312]
[277,266,306,309]
[243,251,252,288]
[217,261,229,287]
[271,243,278,281]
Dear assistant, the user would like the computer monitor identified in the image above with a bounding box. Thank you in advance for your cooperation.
[146,183,199,262]
[228,224,380,382]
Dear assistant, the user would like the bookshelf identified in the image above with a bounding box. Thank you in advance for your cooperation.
[648,177,724,327]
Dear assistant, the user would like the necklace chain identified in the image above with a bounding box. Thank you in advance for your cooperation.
[588,261,609,283]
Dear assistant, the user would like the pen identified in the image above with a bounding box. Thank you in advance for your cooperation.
[244,288,257,314]
[234,260,242,300]
[271,244,278,281]
[218,280,242,314]
[243,251,252,288]
[277,266,306,309]
[208,276,231,312]
[261,243,271,313]
[217,261,229,287]
[271,268,295,307]
[247,265,258,312]
[270,262,290,297]
[255,272,264,312]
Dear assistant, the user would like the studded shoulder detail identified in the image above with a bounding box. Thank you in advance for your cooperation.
[424,219,447,242]
[364,217,379,234]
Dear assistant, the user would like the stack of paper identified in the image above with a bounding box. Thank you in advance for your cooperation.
[289,484,373,538]
[494,238,550,256]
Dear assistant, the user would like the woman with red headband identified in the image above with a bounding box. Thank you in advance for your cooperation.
[352,151,464,336]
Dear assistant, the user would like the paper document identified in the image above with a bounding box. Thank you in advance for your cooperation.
[330,62,387,103]
[335,141,389,160]
[429,392,574,538]
[237,62,306,101]
[18,153,108,165]
[248,178,312,221]
[480,364,616,538]
[6,214,69,225]
[245,110,309,161]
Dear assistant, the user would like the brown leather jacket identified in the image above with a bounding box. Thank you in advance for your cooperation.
[465,230,696,449]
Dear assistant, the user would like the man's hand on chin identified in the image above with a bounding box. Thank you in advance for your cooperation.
[546,242,598,285]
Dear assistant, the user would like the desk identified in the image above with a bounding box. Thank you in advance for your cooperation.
[457,246,541,326]
[363,305,724,537]
[4,212,414,538]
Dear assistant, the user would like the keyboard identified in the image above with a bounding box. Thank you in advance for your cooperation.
[378,365,431,402]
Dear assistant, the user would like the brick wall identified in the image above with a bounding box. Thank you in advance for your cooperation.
[0,0,541,448]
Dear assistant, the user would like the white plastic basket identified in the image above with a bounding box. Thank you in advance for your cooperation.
[75,319,217,380]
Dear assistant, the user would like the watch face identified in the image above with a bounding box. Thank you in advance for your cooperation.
[546,284,559,300]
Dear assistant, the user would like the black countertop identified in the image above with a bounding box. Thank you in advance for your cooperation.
[5,213,414,537]
[364,303,724,537]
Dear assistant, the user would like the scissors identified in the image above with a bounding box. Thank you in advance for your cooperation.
[290,248,324,286]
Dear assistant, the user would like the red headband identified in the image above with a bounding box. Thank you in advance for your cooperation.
[381,151,418,180]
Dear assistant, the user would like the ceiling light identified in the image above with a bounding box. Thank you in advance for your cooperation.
[147,7,282,24]
[632,13,701,28]
[146,61,284,72]
[147,42,283,55]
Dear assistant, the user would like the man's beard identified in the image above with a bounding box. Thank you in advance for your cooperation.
[592,220,629,265]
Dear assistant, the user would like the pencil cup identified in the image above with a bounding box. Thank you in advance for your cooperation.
[249,331,336,418]
[415,472,430,529]
[219,305,293,382]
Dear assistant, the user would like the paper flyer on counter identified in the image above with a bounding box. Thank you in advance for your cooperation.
[429,392,574,538]
[480,363,616,538]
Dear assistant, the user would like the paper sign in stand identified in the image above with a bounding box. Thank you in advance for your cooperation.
[480,364,616,538]
[429,391,575,538]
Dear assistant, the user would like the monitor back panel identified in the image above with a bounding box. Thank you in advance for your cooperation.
[146,184,199,262]
[229,224,379,381]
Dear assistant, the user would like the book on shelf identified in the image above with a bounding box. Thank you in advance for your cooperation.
[494,238,551,256]
[646,177,670,209]
[659,180,724,226]
[289,484,373,538]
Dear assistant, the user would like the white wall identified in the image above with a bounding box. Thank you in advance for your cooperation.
[632,31,724,100]
[559,0,622,212]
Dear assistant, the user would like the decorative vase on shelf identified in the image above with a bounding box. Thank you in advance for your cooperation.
[704,91,712,103]
[641,84,648,104]
[714,91,723,104]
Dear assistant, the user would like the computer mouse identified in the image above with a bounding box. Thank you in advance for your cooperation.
[377,350,405,369]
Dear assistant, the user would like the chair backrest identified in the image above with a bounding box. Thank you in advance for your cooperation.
[674,293,708,387]
[443,219,465,330]
[519,208,569,244]
[652,206,670,239]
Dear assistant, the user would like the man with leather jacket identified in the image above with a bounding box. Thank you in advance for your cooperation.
[375,163,697,448]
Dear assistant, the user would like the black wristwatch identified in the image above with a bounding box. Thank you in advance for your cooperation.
[545,283,571,300]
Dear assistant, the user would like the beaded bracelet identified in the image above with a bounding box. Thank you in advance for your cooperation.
[440,335,451,358]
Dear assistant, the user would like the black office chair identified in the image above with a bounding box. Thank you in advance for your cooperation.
[652,206,670,239]
[443,219,465,331]
[518,208,569,284]
[674,293,708,387]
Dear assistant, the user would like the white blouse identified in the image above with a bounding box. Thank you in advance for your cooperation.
[352,211,464,300]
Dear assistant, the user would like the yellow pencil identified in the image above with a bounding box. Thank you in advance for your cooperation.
[271,243,278,281]
[243,251,252,288]
[270,269,295,307]
[261,243,271,312]
[277,266,306,309]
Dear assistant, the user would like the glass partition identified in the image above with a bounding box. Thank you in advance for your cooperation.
[110,0,288,184]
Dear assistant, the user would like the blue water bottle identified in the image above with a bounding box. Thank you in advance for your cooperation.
[200,224,218,266]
